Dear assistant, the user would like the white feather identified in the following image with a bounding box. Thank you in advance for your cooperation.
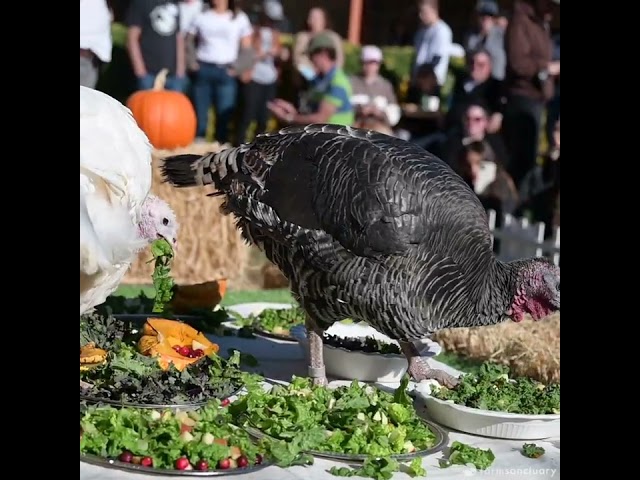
[80,86,153,315]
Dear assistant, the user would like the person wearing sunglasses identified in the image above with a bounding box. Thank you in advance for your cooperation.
[444,102,509,172]
[447,48,505,136]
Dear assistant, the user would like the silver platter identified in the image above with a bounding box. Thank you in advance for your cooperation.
[80,453,271,476]
[81,313,243,409]
[244,417,448,462]
[251,326,299,343]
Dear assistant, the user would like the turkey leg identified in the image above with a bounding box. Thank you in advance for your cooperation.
[305,315,327,386]
[399,341,459,388]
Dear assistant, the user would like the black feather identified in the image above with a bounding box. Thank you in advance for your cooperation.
[161,154,204,187]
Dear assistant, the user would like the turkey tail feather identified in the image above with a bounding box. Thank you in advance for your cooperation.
[162,146,248,190]
[161,154,210,187]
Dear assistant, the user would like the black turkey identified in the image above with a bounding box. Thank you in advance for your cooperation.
[161,124,560,387]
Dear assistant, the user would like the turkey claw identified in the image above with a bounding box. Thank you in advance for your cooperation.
[408,361,459,389]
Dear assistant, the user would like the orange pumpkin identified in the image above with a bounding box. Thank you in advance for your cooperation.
[138,318,219,371]
[126,69,196,150]
[169,279,228,314]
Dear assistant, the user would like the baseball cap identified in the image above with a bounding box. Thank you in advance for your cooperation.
[361,45,383,63]
[476,0,499,16]
[307,32,336,54]
[263,0,284,21]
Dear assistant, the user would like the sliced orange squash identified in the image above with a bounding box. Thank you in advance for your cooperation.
[137,318,219,371]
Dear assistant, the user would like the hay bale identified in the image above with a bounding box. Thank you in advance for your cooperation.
[433,313,560,384]
[124,143,251,286]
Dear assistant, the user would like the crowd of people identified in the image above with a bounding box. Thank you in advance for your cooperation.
[80,0,560,232]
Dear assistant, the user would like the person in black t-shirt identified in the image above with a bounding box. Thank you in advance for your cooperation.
[126,0,186,92]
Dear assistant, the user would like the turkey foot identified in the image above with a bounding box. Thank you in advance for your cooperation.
[399,340,459,388]
[306,315,327,386]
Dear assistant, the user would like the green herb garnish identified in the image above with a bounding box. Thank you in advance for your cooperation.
[432,363,560,415]
[439,441,495,470]
[522,443,545,458]
[149,238,175,313]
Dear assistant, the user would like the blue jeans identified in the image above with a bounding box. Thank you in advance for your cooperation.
[192,62,237,143]
[137,73,186,92]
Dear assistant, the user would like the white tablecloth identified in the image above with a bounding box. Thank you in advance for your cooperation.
[80,303,560,479]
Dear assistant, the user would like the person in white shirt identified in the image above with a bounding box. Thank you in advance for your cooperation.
[412,0,452,87]
[188,0,252,143]
[179,0,203,33]
[349,45,401,135]
[80,0,112,89]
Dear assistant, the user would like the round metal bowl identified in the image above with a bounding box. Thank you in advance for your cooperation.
[251,325,300,343]
[243,417,448,462]
[81,312,244,409]
[80,453,271,476]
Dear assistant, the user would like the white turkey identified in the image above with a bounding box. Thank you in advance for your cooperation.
[161,124,560,387]
[80,86,178,315]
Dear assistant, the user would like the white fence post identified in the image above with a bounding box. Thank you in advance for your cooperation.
[487,209,560,265]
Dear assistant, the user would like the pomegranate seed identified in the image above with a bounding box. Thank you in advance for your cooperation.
[195,459,209,471]
[118,451,133,463]
[177,346,191,357]
[193,349,204,357]
[237,455,249,468]
[140,457,153,467]
[175,457,190,470]
[217,458,231,470]
[173,345,181,352]
[220,398,230,407]
[255,454,263,465]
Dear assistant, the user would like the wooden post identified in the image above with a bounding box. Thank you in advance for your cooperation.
[347,0,364,45]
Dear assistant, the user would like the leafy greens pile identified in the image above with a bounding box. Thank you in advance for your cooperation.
[249,307,305,336]
[324,334,401,355]
[96,293,233,335]
[80,312,243,404]
[431,363,560,415]
[230,375,437,465]
[522,443,545,458]
[97,291,156,315]
[439,441,495,470]
[80,401,263,470]
[329,457,425,480]
[239,306,359,338]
